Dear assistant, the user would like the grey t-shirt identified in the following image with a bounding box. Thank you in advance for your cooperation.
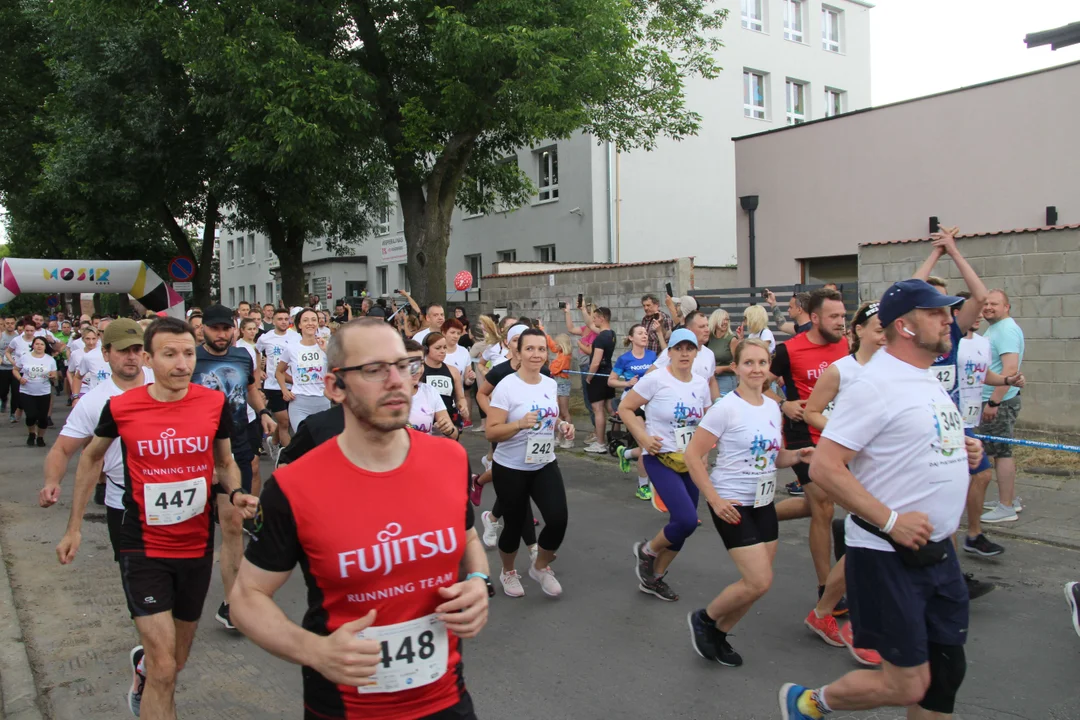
[0,332,16,370]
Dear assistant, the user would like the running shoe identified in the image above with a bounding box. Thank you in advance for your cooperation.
[838,622,882,666]
[461,418,473,429]
[616,445,632,473]
[469,474,484,507]
[9,414,16,424]
[480,454,492,473]
[786,481,804,497]
[640,574,678,602]
[36,436,46,447]
[981,502,1018,523]
[1066,581,1080,639]
[832,595,848,617]
[650,483,668,513]
[687,609,720,661]
[46,416,54,427]
[635,485,653,502]
[470,421,486,433]
[66,395,72,406]
[584,441,607,454]
[803,610,844,647]
[633,540,656,584]
[500,569,525,597]
[964,573,995,600]
[963,533,1005,557]
[779,683,826,720]
[215,602,235,630]
[984,497,1023,513]
[128,645,145,717]
[481,510,501,549]
[94,483,106,506]
[715,633,742,667]
[528,564,562,597]
[26,434,34,446]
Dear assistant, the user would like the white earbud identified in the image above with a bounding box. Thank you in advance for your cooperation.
[901,326,916,337]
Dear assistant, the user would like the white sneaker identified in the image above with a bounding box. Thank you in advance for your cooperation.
[559,437,574,449]
[470,422,486,433]
[481,454,492,473]
[529,563,563,597]
[984,497,1022,513]
[584,441,607,454]
[981,502,1018,523]
[500,570,525,597]
[481,511,501,549]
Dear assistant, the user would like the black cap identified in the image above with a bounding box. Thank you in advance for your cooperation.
[202,304,235,328]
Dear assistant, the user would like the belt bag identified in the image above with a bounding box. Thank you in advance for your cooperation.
[655,452,689,474]
[851,516,950,568]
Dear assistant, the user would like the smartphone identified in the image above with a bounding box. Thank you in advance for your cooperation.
[576,294,583,308]
[665,282,673,297]
[558,301,566,309]
[393,289,400,294]
[534,318,542,327]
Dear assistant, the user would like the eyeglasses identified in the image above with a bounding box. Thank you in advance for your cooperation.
[332,357,425,383]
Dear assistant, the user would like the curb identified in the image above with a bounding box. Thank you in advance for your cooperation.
[0,534,46,720]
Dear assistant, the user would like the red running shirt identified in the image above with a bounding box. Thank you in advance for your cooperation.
[770,331,849,446]
[95,384,231,559]
[246,430,474,720]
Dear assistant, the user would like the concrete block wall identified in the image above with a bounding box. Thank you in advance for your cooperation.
[859,229,1080,435]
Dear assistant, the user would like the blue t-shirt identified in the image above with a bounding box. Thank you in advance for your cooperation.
[194,346,255,453]
[982,317,1024,402]
[929,319,965,407]
[612,349,657,396]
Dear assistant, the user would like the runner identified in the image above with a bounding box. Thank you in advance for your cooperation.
[1,315,19,421]
[73,326,113,398]
[621,328,711,602]
[780,278,983,720]
[767,288,849,607]
[412,303,445,344]
[40,320,152,509]
[441,319,473,385]
[256,307,299,449]
[420,333,469,429]
[610,324,658,501]
[13,336,57,446]
[584,307,617,454]
[236,317,266,465]
[648,311,721,401]
[486,327,573,597]
[686,338,812,667]
[800,302,885,665]
[402,340,459,439]
[56,316,258,719]
[277,308,331,434]
[5,316,38,368]
[230,317,491,720]
[316,310,332,340]
[195,305,278,630]
[1067,582,1080,640]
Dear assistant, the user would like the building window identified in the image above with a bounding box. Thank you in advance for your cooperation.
[496,250,517,264]
[249,285,257,304]
[537,148,558,202]
[783,0,803,42]
[785,80,807,125]
[263,237,272,258]
[535,245,556,262]
[376,266,388,296]
[376,203,392,236]
[227,240,235,267]
[822,6,841,52]
[398,265,410,294]
[248,234,255,262]
[825,88,845,117]
[228,288,236,306]
[314,237,324,250]
[741,0,764,32]
[465,254,482,288]
[238,286,245,302]
[265,282,274,305]
[743,70,766,120]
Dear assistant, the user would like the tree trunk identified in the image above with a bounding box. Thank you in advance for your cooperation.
[117,293,132,318]
[193,193,218,309]
[156,202,207,305]
[255,189,307,307]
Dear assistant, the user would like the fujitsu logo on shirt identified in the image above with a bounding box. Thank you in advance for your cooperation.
[807,361,830,381]
[135,428,211,460]
[338,522,459,578]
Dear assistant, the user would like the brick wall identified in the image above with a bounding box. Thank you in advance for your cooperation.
[859,229,1080,435]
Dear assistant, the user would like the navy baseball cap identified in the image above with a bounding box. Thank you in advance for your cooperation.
[877,279,964,326]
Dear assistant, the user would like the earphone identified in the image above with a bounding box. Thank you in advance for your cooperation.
[334,375,346,389]
[901,326,916,337]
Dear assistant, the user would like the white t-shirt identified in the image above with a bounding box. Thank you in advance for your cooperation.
[408,382,445,435]
[698,391,783,504]
[34,328,59,344]
[445,345,471,379]
[631,366,710,454]
[142,367,155,383]
[17,354,57,396]
[413,328,433,344]
[60,377,151,509]
[7,335,35,364]
[749,328,776,354]
[825,350,968,553]
[490,373,560,471]
[237,340,260,422]
[653,344,717,384]
[68,336,85,354]
[76,347,111,392]
[316,326,331,339]
[958,334,992,429]
[256,330,298,390]
[481,343,509,367]
[282,342,328,397]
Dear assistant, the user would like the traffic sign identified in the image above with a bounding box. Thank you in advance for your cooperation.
[168,256,195,282]
[46,294,59,307]
[173,281,193,293]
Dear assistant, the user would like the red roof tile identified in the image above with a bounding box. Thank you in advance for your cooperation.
[860,224,1080,246]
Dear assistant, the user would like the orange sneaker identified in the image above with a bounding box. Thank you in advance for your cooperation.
[840,623,882,666]
[650,483,668,513]
[804,610,844,647]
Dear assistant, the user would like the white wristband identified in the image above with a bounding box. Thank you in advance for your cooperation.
[881,510,898,535]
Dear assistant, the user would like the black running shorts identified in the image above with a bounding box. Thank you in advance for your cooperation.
[709,503,779,550]
[117,554,214,622]
[264,389,289,414]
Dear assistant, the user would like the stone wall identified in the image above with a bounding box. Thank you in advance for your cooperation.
[859,228,1080,435]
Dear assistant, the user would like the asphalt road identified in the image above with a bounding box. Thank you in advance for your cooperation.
[1,412,1078,719]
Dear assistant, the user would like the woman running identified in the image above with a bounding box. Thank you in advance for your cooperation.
[14,336,57,447]
[441,319,475,424]
[620,328,710,601]
[276,308,330,433]
[486,327,574,597]
[421,332,469,427]
[609,324,658,501]
[684,338,812,667]
[798,301,885,666]
[404,340,459,439]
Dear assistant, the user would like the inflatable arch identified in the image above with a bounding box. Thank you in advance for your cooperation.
[0,258,186,318]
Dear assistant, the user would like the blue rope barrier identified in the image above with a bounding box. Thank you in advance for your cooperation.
[972,434,1080,454]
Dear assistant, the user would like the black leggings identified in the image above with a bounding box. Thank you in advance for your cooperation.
[21,393,50,429]
[492,460,568,556]
[492,497,536,546]
[0,369,15,410]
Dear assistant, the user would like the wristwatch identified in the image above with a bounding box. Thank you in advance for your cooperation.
[258,408,273,419]
[465,572,496,598]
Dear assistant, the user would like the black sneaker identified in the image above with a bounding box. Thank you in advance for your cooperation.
[66,396,72,407]
[215,601,236,630]
[687,609,720,661]
[639,573,679,602]
[36,436,46,447]
[963,533,1005,557]
[715,631,743,667]
[26,434,35,446]
[94,483,106,506]
[127,645,145,717]
[633,540,656,584]
[46,416,54,427]
[964,573,995,600]
[1066,582,1080,639]
[786,481,804,497]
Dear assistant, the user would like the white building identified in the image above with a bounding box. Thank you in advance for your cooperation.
[219,0,872,306]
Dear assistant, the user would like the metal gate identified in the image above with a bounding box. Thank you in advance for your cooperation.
[690,283,859,342]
